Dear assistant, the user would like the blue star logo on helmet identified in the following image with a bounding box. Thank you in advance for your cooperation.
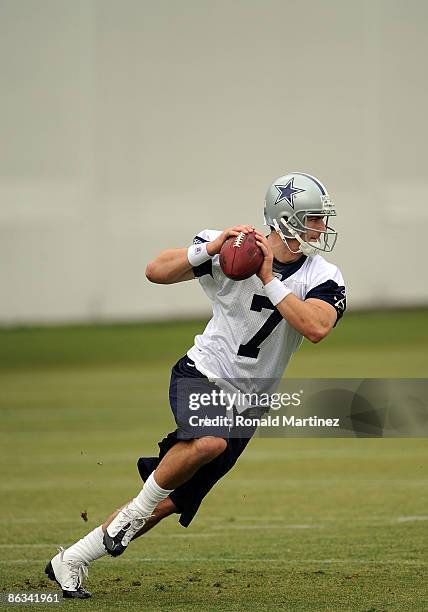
[274,178,306,208]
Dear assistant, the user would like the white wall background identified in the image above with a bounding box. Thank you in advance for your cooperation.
[1,0,427,323]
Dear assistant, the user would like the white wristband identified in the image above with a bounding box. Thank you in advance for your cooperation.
[187,243,211,267]
[264,277,292,306]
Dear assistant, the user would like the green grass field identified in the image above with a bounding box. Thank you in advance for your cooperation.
[1,310,427,611]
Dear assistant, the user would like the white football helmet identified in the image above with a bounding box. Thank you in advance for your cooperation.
[264,172,337,256]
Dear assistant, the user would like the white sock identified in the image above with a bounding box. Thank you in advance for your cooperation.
[62,525,106,565]
[132,473,173,517]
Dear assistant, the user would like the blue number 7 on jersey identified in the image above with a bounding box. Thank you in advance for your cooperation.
[238,295,283,359]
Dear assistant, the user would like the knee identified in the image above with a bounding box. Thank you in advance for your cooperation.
[193,436,227,461]
[156,497,178,518]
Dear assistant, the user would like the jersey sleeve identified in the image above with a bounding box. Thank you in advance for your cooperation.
[304,259,347,325]
[191,229,225,297]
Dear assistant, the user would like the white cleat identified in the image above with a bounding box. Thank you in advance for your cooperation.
[103,502,149,557]
[45,547,91,599]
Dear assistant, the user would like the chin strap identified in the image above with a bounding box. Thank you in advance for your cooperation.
[272,219,319,257]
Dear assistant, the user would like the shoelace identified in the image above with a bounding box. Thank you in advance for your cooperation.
[115,506,152,546]
[117,506,151,530]
[57,547,89,590]
[68,560,88,589]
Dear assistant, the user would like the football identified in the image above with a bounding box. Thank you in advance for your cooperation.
[219,231,264,280]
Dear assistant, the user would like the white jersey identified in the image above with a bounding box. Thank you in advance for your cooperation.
[187,229,346,400]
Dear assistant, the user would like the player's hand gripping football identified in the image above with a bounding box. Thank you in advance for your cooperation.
[207,225,255,256]
[254,232,274,285]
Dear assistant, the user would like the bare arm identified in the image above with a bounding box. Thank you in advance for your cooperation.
[145,225,255,285]
[274,294,336,343]
[255,232,337,343]
[145,248,195,284]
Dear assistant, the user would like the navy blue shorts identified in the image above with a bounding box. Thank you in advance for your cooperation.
[137,355,256,527]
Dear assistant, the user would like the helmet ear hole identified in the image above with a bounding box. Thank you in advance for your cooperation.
[282,216,298,231]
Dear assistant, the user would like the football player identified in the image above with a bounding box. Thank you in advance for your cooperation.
[45,172,346,598]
